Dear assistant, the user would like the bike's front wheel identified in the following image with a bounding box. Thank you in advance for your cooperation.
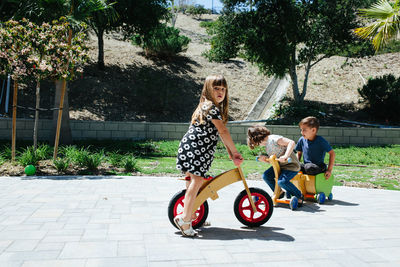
[234,187,273,227]
[168,189,209,229]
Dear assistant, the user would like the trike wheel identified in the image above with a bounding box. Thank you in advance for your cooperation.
[234,187,273,227]
[317,192,326,204]
[167,189,209,229]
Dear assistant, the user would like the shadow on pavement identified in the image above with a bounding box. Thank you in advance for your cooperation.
[274,198,359,213]
[323,199,359,206]
[274,202,325,213]
[21,175,124,180]
[192,226,295,241]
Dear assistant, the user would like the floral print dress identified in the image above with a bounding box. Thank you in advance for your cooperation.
[176,102,222,177]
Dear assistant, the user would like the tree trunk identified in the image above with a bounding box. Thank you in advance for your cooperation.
[11,81,18,162]
[97,28,105,70]
[33,80,40,150]
[51,80,72,145]
[289,49,301,103]
[288,48,304,103]
[301,59,312,102]
[171,0,178,27]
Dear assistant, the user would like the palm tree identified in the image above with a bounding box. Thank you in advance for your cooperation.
[354,0,400,51]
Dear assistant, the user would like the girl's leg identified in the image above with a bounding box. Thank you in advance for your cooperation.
[262,167,276,192]
[181,173,204,230]
[184,172,200,221]
[185,172,190,189]
[277,170,302,199]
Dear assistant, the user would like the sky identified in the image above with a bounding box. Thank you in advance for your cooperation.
[191,0,224,12]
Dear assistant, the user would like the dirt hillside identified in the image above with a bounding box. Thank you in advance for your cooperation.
[14,14,400,123]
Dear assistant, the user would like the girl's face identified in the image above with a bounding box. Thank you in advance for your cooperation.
[212,86,226,103]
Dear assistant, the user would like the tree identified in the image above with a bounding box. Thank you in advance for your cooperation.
[3,0,112,145]
[0,18,88,151]
[207,0,371,103]
[88,0,169,69]
[0,1,20,21]
[113,0,169,38]
[354,0,400,51]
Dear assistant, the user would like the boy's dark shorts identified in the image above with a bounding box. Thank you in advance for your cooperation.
[300,163,327,175]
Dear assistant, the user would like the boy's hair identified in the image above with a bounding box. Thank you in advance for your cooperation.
[191,75,229,125]
[299,116,320,130]
[247,125,271,150]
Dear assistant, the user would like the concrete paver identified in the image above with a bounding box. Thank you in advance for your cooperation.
[0,175,399,266]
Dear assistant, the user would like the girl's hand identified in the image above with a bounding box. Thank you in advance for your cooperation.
[232,152,243,166]
[278,156,289,163]
[256,155,267,162]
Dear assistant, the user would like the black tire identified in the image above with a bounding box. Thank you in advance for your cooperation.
[234,187,273,227]
[167,189,209,229]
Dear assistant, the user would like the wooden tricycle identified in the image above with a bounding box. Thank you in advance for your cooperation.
[168,167,274,229]
[264,155,334,210]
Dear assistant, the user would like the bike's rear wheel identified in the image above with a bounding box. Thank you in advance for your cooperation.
[168,189,209,229]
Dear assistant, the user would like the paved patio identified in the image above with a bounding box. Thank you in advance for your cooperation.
[0,175,399,266]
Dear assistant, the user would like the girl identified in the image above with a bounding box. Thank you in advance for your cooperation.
[247,125,303,205]
[175,75,243,237]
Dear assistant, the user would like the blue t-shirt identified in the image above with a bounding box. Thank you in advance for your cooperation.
[295,136,332,165]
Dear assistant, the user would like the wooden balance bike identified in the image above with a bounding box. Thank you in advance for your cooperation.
[263,155,334,210]
[168,167,274,229]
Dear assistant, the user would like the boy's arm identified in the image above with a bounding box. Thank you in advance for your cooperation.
[297,151,302,161]
[325,149,335,179]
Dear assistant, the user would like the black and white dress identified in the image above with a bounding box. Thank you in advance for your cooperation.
[176,102,222,177]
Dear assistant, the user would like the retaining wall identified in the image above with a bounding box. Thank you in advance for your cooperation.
[0,118,399,146]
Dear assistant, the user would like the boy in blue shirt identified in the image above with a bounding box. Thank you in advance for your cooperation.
[295,116,335,179]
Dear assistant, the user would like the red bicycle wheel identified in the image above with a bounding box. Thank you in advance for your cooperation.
[168,189,209,229]
[234,187,273,227]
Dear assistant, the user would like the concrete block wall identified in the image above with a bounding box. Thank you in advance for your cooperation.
[1,118,399,146]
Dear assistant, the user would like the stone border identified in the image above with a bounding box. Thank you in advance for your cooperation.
[0,118,399,145]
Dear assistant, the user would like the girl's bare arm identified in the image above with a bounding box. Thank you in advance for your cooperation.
[277,137,295,161]
[212,119,243,166]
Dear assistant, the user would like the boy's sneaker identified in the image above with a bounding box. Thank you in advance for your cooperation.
[298,195,304,207]
[285,192,292,199]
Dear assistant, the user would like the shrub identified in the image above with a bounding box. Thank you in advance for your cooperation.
[60,145,81,163]
[0,145,11,160]
[271,100,324,120]
[107,152,123,168]
[358,74,400,122]
[199,20,215,29]
[336,39,375,58]
[18,146,39,166]
[185,4,211,19]
[53,158,69,173]
[377,40,400,54]
[76,150,104,171]
[35,144,52,160]
[132,24,190,59]
[203,15,242,62]
[122,155,138,172]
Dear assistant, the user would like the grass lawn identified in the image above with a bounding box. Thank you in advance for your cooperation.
[0,140,399,191]
[134,156,400,191]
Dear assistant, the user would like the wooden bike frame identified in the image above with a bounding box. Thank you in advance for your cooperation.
[192,166,257,213]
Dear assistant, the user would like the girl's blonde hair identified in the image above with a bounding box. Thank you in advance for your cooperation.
[247,125,271,150]
[191,75,229,125]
